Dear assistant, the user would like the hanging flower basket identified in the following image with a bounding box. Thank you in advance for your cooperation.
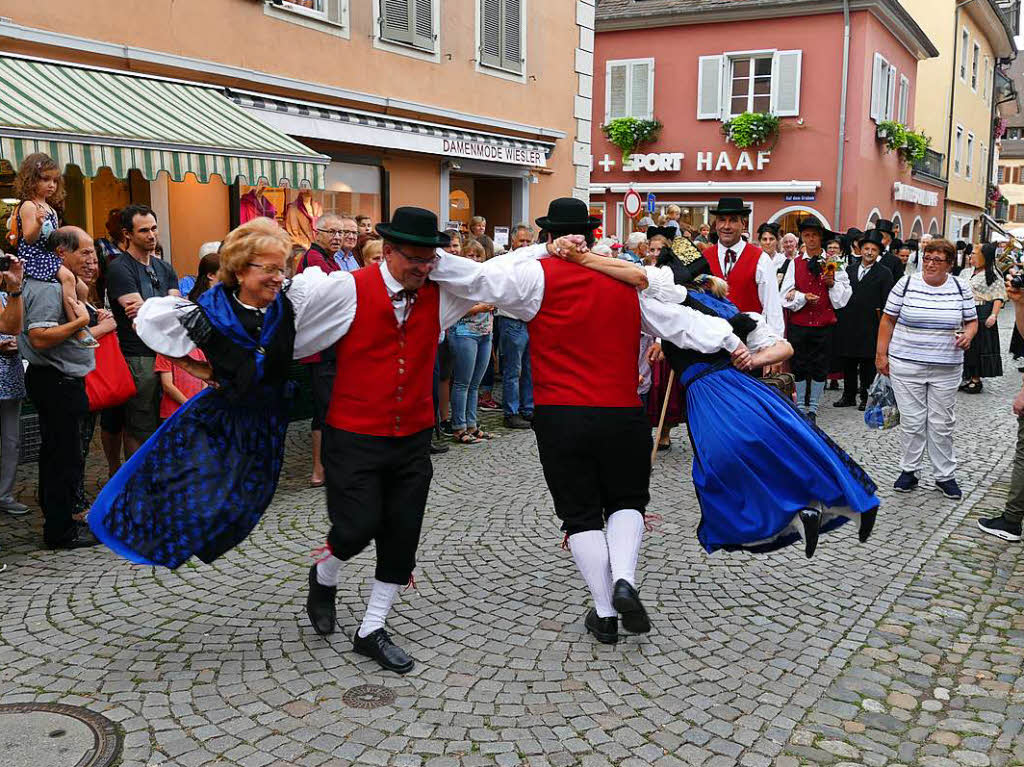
[898,130,931,165]
[720,112,780,149]
[601,118,662,164]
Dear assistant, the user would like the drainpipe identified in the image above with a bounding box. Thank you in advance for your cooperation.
[834,0,851,229]
[945,0,977,236]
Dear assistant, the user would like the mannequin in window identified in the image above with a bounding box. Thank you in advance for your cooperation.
[284,180,323,250]
[240,178,278,225]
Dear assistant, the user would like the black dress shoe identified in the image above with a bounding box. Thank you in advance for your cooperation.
[429,438,450,454]
[612,579,651,634]
[858,508,877,543]
[857,402,867,412]
[504,414,532,429]
[306,565,336,637]
[799,508,821,559]
[584,608,618,644]
[45,525,102,550]
[353,628,415,674]
[833,398,856,408]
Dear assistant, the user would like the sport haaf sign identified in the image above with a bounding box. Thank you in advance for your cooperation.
[598,150,773,173]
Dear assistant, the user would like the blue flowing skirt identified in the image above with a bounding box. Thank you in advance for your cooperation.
[89,385,290,568]
[682,363,879,554]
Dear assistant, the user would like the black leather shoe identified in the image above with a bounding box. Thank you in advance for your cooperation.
[306,565,336,637]
[859,508,877,543]
[832,398,856,408]
[612,579,651,634]
[353,628,415,674]
[799,508,821,559]
[504,414,532,429]
[45,525,102,550]
[584,608,618,644]
[429,438,450,454]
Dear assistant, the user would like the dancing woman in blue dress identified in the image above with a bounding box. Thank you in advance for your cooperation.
[89,219,297,568]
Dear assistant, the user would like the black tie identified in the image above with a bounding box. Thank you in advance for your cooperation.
[725,249,737,276]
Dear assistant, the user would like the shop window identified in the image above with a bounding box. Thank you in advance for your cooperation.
[870,53,896,123]
[379,0,436,52]
[606,58,654,121]
[479,0,523,75]
[264,0,348,34]
[696,49,801,120]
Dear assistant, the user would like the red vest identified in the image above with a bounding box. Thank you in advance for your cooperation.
[528,259,641,408]
[327,266,440,436]
[704,242,764,314]
[789,256,837,328]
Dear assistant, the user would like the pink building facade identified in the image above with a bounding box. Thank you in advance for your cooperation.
[592,0,942,241]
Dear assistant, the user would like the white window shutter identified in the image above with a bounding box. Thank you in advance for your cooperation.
[381,0,414,45]
[770,49,802,117]
[885,66,896,120]
[480,0,501,68]
[630,60,652,119]
[899,75,910,124]
[501,0,523,73]
[412,0,434,50]
[870,53,884,122]
[607,62,627,121]
[697,55,724,120]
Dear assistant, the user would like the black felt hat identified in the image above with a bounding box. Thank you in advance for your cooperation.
[646,226,679,242]
[798,217,836,241]
[376,207,451,247]
[709,197,751,216]
[874,218,896,235]
[845,227,864,244]
[535,197,602,233]
[860,229,886,249]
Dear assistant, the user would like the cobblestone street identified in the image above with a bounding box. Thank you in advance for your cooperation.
[2,332,1024,767]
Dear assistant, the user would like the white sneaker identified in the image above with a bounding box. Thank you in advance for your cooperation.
[0,498,30,516]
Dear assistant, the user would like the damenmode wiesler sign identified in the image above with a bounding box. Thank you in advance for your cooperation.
[443,138,547,167]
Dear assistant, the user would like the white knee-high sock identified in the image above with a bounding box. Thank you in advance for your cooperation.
[809,380,826,414]
[606,509,644,586]
[316,555,344,587]
[569,530,616,618]
[357,579,401,638]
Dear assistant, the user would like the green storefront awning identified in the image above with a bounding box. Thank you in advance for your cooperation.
[0,55,328,187]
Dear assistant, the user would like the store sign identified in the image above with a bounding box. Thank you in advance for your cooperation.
[443,138,546,167]
[893,182,938,207]
[611,150,772,173]
[785,194,816,202]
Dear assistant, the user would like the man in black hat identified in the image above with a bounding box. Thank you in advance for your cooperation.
[431,197,748,645]
[780,218,852,422]
[834,229,894,410]
[289,206,589,673]
[873,219,905,280]
[702,198,784,338]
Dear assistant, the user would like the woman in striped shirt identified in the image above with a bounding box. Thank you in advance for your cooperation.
[876,238,978,500]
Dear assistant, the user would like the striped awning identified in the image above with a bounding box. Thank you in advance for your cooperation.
[0,55,328,187]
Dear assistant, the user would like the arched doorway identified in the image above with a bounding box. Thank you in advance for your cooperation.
[769,206,831,237]
[891,213,904,240]
[911,216,924,238]
[866,208,881,229]
[929,218,940,235]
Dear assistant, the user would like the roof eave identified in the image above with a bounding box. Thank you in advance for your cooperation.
[963,0,1017,59]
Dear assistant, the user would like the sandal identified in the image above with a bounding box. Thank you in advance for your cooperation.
[454,431,482,444]
[964,381,983,394]
[470,428,494,440]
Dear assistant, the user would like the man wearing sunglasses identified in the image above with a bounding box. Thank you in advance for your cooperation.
[296,214,361,487]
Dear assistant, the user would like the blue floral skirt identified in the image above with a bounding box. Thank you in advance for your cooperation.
[89,386,290,568]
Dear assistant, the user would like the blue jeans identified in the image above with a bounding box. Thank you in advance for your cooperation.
[499,317,533,416]
[451,333,492,430]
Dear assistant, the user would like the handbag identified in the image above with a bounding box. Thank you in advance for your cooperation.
[760,371,796,397]
[85,332,136,412]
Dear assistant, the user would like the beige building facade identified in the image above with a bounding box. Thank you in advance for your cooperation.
[899,0,1015,241]
[0,1,592,275]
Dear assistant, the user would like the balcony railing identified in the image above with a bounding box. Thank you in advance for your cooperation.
[912,148,946,186]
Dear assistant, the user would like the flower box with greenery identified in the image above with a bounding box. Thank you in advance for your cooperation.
[876,121,930,164]
[601,118,662,163]
[720,112,780,150]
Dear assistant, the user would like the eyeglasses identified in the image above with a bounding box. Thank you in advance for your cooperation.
[317,229,358,237]
[247,262,286,276]
[392,244,440,266]
[922,256,949,264]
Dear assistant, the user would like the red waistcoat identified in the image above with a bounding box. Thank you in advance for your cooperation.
[528,258,641,408]
[327,266,440,436]
[789,256,837,328]
[704,242,764,314]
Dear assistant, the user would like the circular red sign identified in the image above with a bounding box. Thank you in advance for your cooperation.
[623,189,642,218]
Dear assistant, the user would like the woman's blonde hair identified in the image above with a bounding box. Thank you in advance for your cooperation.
[463,239,486,261]
[217,218,292,289]
[361,238,383,264]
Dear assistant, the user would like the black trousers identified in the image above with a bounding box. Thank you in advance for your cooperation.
[843,357,876,402]
[26,365,89,545]
[788,325,833,381]
[309,358,336,432]
[323,426,433,584]
[533,405,650,536]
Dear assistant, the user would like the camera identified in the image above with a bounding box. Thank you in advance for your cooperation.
[0,255,11,272]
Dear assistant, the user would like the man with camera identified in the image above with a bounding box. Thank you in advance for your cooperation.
[977,269,1024,542]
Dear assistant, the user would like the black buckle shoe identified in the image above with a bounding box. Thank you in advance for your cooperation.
[612,579,651,634]
[306,564,337,637]
[832,398,856,408]
[858,508,877,543]
[584,608,618,644]
[353,628,415,674]
[799,508,821,558]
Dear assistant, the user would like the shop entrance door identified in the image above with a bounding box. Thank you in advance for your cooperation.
[449,173,519,246]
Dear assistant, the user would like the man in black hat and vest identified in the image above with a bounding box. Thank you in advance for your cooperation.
[431,198,748,644]
[874,219,904,280]
[288,207,591,673]
[701,198,785,338]
[833,229,894,410]
[780,218,852,422]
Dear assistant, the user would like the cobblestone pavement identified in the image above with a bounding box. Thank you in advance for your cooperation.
[2,330,1023,767]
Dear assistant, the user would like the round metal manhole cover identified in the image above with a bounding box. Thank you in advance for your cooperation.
[0,702,122,767]
[342,684,396,709]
